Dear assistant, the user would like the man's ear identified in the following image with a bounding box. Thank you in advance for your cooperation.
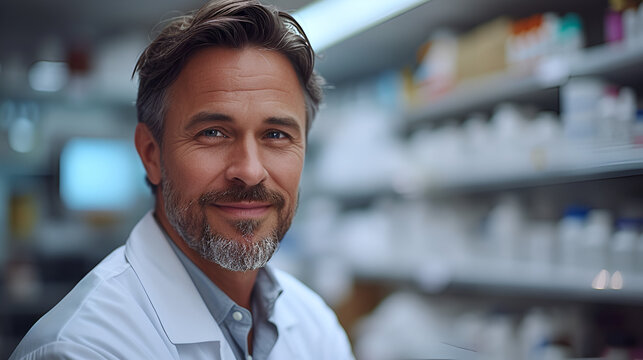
[134,123,162,187]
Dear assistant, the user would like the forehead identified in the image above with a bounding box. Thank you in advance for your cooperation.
[166,46,306,117]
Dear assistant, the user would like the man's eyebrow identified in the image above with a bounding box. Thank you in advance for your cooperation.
[186,112,302,135]
[265,116,302,134]
[185,112,233,130]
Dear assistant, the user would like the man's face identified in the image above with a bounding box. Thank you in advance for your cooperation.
[157,46,307,271]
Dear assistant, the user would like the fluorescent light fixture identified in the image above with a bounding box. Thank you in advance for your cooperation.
[294,0,431,51]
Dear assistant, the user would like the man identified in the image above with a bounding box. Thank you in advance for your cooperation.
[10,1,354,359]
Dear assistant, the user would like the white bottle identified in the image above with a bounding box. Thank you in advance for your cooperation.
[542,13,560,57]
[486,195,525,262]
[623,8,638,46]
[531,112,562,145]
[519,308,553,360]
[597,90,618,145]
[614,87,637,144]
[610,220,637,273]
[490,103,528,172]
[557,207,588,268]
[561,77,605,143]
[632,109,643,145]
[582,209,613,270]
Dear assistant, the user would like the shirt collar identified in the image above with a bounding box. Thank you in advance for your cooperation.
[254,266,283,316]
[160,218,284,324]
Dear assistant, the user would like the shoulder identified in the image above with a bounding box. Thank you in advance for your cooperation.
[10,247,165,360]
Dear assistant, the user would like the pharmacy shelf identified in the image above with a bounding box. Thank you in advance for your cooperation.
[573,42,643,81]
[353,259,643,304]
[316,0,603,84]
[405,42,643,128]
[315,145,643,200]
[0,86,136,109]
[422,146,643,197]
[405,69,562,129]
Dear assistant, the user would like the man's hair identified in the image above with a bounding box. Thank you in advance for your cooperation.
[133,0,323,145]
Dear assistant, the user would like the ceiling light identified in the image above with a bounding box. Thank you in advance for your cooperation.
[294,0,431,52]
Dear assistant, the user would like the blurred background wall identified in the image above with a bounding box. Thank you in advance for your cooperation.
[2,0,643,359]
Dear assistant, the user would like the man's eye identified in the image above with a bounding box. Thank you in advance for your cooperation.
[201,129,225,137]
[266,131,287,139]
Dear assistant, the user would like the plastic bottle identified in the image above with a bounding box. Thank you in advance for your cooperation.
[491,103,527,142]
[527,14,545,61]
[486,195,525,261]
[506,19,523,65]
[531,111,562,144]
[605,10,624,43]
[542,13,560,57]
[623,8,638,45]
[561,77,606,143]
[610,219,638,273]
[582,209,613,270]
[558,206,589,268]
[614,87,637,144]
[414,29,458,100]
[632,109,643,145]
[597,87,619,145]
[559,13,585,54]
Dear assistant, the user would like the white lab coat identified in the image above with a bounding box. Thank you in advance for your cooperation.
[10,212,354,360]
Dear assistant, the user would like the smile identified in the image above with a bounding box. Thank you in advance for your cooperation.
[211,202,272,218]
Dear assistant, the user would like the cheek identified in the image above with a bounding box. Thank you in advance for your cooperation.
[267,154,304,198]
[164,150,227,193]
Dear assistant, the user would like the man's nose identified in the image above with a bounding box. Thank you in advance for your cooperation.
[225,137,268,187]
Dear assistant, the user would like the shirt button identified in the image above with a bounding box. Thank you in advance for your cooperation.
[246,356,253,360]
[232,311,243,321]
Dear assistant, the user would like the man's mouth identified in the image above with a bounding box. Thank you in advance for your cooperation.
[211,202,272,218]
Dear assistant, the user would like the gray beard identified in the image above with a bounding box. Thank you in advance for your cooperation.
[161,170,281,272]
[190,222,279,272]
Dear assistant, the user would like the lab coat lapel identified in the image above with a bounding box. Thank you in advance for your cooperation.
[125,212,236,359]
[269,294,300,359]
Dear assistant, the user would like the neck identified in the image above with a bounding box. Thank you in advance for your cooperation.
[153,207,258,310]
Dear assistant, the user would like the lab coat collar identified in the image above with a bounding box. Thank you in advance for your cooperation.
[125,211,223,344]
[270,296,297,330]
[124,211,299,346]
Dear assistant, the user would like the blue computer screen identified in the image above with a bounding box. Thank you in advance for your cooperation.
[59,137,145,211]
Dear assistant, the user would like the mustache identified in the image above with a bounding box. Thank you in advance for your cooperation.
[198,183,285,209]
